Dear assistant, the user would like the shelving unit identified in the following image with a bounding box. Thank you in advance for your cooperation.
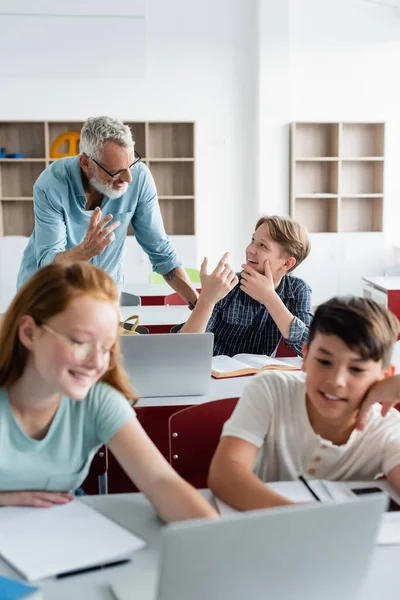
[0,121,196,237]
[290,122,384,233]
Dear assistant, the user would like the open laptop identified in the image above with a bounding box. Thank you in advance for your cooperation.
[111,494,386,600]
[120,332,214,397]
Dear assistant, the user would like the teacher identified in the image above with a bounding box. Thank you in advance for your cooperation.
[17,116,198,306]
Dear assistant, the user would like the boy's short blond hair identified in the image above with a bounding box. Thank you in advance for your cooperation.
[255,215,311,273]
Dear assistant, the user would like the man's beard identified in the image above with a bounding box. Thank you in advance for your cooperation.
[90,173,128,200]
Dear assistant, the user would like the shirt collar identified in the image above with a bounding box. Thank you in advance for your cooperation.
[275,274,295,299]
[67,155,87,200]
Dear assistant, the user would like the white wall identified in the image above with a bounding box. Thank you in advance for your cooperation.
[0,0,258,272]
[258,0,400,304]
[1,0,400,305]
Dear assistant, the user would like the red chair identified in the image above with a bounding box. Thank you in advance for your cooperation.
[168,397,239,488]
[106,404,191,494]
[275,337,298,358]
[164,292,187,305]
[81,446,108,495]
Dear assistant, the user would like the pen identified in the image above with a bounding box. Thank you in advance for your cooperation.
[298,474,321,502]
[56,558,130,579]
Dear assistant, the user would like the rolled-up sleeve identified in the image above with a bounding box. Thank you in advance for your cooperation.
[283,281,312,356]
[131,168,182,275]
[34,186,67,268]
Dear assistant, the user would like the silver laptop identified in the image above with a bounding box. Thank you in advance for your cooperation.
[111,494,386,600]
[120,333,214,397]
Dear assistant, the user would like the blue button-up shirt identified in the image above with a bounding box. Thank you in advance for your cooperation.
[17,156,182,289]
[206,274,312,357]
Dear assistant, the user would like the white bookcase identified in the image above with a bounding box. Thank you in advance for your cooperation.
[290,122,384,233]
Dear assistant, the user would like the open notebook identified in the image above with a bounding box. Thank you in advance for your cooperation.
[215,479,400,545]
[211,353,300,379]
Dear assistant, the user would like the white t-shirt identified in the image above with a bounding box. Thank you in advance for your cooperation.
[221,371,400,482]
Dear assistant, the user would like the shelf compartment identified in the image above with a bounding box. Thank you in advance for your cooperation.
[48,122,83,158]
[294,123,339,159]
[295,197,338,233]
[148,123,194,158]
[341,123,384,158]
[159,199,195,235]
[1,162,45,198]
[341,161,383,196]
[0,122,45,158]
[340,197,383,233]
[125,122,146,157]
[2,200,34,236]
[149,161,194,196]
[295,161,338,195]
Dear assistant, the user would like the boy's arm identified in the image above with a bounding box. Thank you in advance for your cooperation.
[387,465,400,496]
[180,253,238,333]
[208,436,293,510]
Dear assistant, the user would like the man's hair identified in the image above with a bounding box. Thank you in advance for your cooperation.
[309,296,400,367]
[255,215,310,273]
[79,116,134,160]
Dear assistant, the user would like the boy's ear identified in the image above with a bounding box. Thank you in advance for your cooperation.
[302,342,308,372]
[283,256,296,273]
[382,364,396,379]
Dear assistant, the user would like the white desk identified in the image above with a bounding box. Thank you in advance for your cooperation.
[136,372,251,407]
[120,305,190,327]
[135,357,303,407]
[122,284,201,307]
[120,305,190,334]
[0,492,397,600]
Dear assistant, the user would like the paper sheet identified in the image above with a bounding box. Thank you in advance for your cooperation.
[0,500,146,581]
[215,480,400,545]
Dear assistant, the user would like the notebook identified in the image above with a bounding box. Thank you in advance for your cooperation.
[120,333,214,397]
[211,353,300,379]
[215,479,400,545]
[0,576,42,600]
[0,500,146,581]
[111,494,386,600]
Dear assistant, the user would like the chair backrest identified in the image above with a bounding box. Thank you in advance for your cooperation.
[168,397,239,488]
[275,337,298,358]
[81,446,108,494]
[149,268,200,284]
[164,292,186,305]
[119,292,141,306]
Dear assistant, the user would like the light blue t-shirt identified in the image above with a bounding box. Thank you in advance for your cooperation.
[0,382,135,492]
[17,156,182,289]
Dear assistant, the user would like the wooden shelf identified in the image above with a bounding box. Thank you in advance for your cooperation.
[341,157,384,162]
[0,158,46,163]
[290,122,385,233]
[295,157,339,162]
[0,121,196,237]
[296,193,338,199]
[1,197,33,201]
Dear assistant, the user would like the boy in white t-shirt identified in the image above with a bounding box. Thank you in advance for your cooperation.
[209,296,400,510]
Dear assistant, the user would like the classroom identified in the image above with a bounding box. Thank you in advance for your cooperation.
[1,0,400,599]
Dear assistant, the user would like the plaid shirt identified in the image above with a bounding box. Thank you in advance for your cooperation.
[206,274,312,357]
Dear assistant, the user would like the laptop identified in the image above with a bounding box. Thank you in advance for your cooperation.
[111,494,386,600]
[120,332,214,397]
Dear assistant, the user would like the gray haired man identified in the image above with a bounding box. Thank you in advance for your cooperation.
[17,116,198,305]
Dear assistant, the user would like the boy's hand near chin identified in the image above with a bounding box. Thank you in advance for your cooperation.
[356,374,400,431]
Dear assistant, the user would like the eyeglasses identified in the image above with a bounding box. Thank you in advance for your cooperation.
[41,324,113,363]
[84,151,141,179]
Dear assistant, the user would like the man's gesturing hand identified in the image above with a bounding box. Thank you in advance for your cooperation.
[80,207,120,259]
